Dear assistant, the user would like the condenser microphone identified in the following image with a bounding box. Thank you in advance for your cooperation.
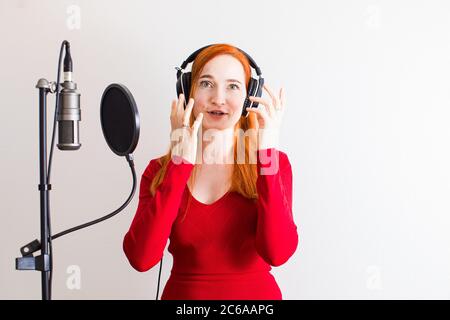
[57,42,81,150]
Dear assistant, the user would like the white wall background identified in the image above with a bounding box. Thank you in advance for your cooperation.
[1,0,450,299]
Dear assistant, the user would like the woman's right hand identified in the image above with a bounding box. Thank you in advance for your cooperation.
[170,94,203,164]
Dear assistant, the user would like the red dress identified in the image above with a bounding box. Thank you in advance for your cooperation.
[123,148,298,300]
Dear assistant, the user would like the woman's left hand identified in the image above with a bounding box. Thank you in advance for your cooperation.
[246,84,285,150]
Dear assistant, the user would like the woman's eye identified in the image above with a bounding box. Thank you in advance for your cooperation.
[229,84,240,90]
[200,81,212,88]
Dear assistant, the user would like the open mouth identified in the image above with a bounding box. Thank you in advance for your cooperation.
[207,110,228,117]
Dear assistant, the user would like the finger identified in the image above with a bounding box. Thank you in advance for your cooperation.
[170,99,177,119]
[279,87,285,109]
[263,84,278,105]
[177,94,185,118]
[246,106,270,122]
[248,96,274,117]
[193,112,203,134]
[182,98,194,126]
[263,84,280,112]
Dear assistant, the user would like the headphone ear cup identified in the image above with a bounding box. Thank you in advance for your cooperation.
[182,72,192,108]
[256,77,264,98]
[176,72,192,109]
[176,76,182,99]
[242,78,258,116]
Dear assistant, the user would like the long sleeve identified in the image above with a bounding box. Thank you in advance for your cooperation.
[123,156,194,272]
[255,148,299,267]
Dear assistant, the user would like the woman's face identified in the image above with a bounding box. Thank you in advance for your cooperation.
[193,54,247,131]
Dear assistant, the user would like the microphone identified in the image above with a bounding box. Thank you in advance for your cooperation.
[57,42,81,150]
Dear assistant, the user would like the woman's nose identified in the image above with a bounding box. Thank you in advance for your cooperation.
[211,87,226,105]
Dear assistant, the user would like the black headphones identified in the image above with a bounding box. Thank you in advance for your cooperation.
[175,44,264,117]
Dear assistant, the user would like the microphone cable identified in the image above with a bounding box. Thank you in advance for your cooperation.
[46,39,67,298]
[156,256,163,300]
[51,155,136,241]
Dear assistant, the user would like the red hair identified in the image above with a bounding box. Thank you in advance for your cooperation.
[150,44,259,220]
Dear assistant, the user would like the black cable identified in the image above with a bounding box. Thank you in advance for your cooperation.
[156,257,163,300]
[46,41,137,240]
[48,40,67,183]
[46,39,68,298]
[51,155,136,240]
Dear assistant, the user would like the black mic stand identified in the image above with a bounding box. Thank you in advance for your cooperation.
[14,42,139,301]
[15,79,57,300]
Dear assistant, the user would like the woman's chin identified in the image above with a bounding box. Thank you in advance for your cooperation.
[202,121,232,131]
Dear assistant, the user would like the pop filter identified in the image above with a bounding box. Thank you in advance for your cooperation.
[44,83,139,242]
[100,83,140,156]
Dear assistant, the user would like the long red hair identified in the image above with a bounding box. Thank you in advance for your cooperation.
[150,44,259,219]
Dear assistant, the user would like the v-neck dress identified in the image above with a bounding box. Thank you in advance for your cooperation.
[123,148,298,300]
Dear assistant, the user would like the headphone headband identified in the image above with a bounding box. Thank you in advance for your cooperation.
[176,44,262,79]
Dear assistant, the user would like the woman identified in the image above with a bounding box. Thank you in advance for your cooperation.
[123,44,298,300]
